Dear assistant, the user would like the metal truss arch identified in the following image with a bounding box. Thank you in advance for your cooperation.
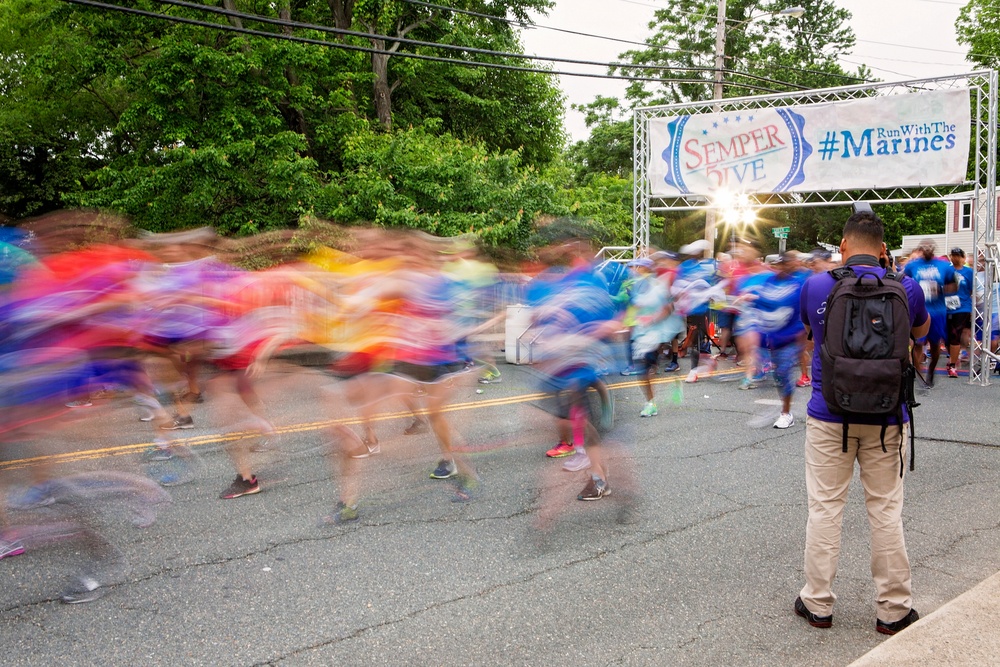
[633,71,998,384]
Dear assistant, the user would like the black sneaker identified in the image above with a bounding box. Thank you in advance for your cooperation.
[61,577,103,604]
[577,477,610,501]
[794,596,833,628]
[876,608,919,635]
[159,415,194,430]
[429,459,457,480]
[219,475,260,499]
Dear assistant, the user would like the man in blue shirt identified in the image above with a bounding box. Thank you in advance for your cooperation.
[796,210,928,635]
[903,239,956,386]
[945,247,974,378]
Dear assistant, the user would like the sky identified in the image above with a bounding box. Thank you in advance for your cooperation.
[520,0,971,143]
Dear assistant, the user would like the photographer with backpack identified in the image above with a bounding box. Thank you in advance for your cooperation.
[794,208,929,636]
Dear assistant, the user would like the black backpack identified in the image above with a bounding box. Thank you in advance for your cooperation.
[819,261,920,476]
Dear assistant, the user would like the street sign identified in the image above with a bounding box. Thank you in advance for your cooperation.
[772,226,790,236]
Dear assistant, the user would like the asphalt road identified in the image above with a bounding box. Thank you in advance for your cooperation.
[2,356,999,667]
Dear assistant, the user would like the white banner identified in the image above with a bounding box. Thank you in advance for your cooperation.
[647,89,971,196]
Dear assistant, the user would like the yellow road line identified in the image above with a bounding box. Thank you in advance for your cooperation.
[0,368,740,471]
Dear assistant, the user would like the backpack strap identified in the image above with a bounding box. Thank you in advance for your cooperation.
[841,421,849,453]
[829,267,854,281]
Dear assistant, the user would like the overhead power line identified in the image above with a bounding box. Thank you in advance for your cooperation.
[60,0,787,94]
[62,0,807,92]
[400,0,868,84]
[143,0,806,90]
[397,0,703,55]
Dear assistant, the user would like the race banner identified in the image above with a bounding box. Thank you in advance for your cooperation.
[647,88,971,196]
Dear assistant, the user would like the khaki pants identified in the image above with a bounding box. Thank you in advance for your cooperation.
[800,417,912,622]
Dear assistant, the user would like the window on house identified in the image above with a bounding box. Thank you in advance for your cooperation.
[960,201,973,230]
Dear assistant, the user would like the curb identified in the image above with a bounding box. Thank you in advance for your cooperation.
[847,570,1000,666]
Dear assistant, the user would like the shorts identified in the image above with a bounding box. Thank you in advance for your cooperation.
[714,311,735,329]
[925,313,947,345]
[633,349,659,373]
[392,361,466,383]
[947,312,971,346]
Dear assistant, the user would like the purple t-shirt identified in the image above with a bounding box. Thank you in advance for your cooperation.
[800,264,928,423]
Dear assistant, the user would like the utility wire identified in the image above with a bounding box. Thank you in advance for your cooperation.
[397,0,703,55]
[61,0,784,94]
[401,0,868,84]
[133,0,806,89]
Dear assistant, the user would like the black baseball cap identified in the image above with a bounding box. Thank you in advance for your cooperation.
[950,247,965,257]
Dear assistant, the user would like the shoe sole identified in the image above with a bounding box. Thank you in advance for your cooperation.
[546,450,575,458]
[220,485,261,499]
[61,590,104,604]
[429,472,458,480]
[578,488,610,501]
[795,605,832,628]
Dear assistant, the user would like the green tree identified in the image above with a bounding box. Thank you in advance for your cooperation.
[0,0,566,239]
[319,122,564,249]
[956,0,1000,70]
[612,0,867,105]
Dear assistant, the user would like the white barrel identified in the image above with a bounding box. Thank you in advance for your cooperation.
[504,304,533,364]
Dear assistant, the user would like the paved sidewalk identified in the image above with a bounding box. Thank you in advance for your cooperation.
[848,570,1000,666]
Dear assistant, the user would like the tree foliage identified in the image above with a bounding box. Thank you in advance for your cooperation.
[318,122,563,248]
[956,0,1000,70]
[0,0,567,243]
[611,0,868,105]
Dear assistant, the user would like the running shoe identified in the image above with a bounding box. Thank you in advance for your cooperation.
[159,415,194,430]
[738,378,757,390]
[61,577,103,604]
[147,446,174,462]
[562,450,591,472]
[948,365,959,378]
[403,418,427,435]
[545,441,575,458]
[349,439,380,459]
[662,361,680,372]
[9,482,56,509]
[65,399,93,408]
[320,501,359,525]
[452,475,480,502]
[0,539,26,560]
[577,477,610,501]
[773,413,795,429]
[429,459,458,480]
[478,370,502,384]
[181,391,204,404]
[219,475,260,499]
[639,401,658,417]
[796,374,812,387]
[713,353,729,361]
[685,370,699,383]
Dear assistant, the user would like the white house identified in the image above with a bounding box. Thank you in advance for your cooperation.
[897,191,999,259]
